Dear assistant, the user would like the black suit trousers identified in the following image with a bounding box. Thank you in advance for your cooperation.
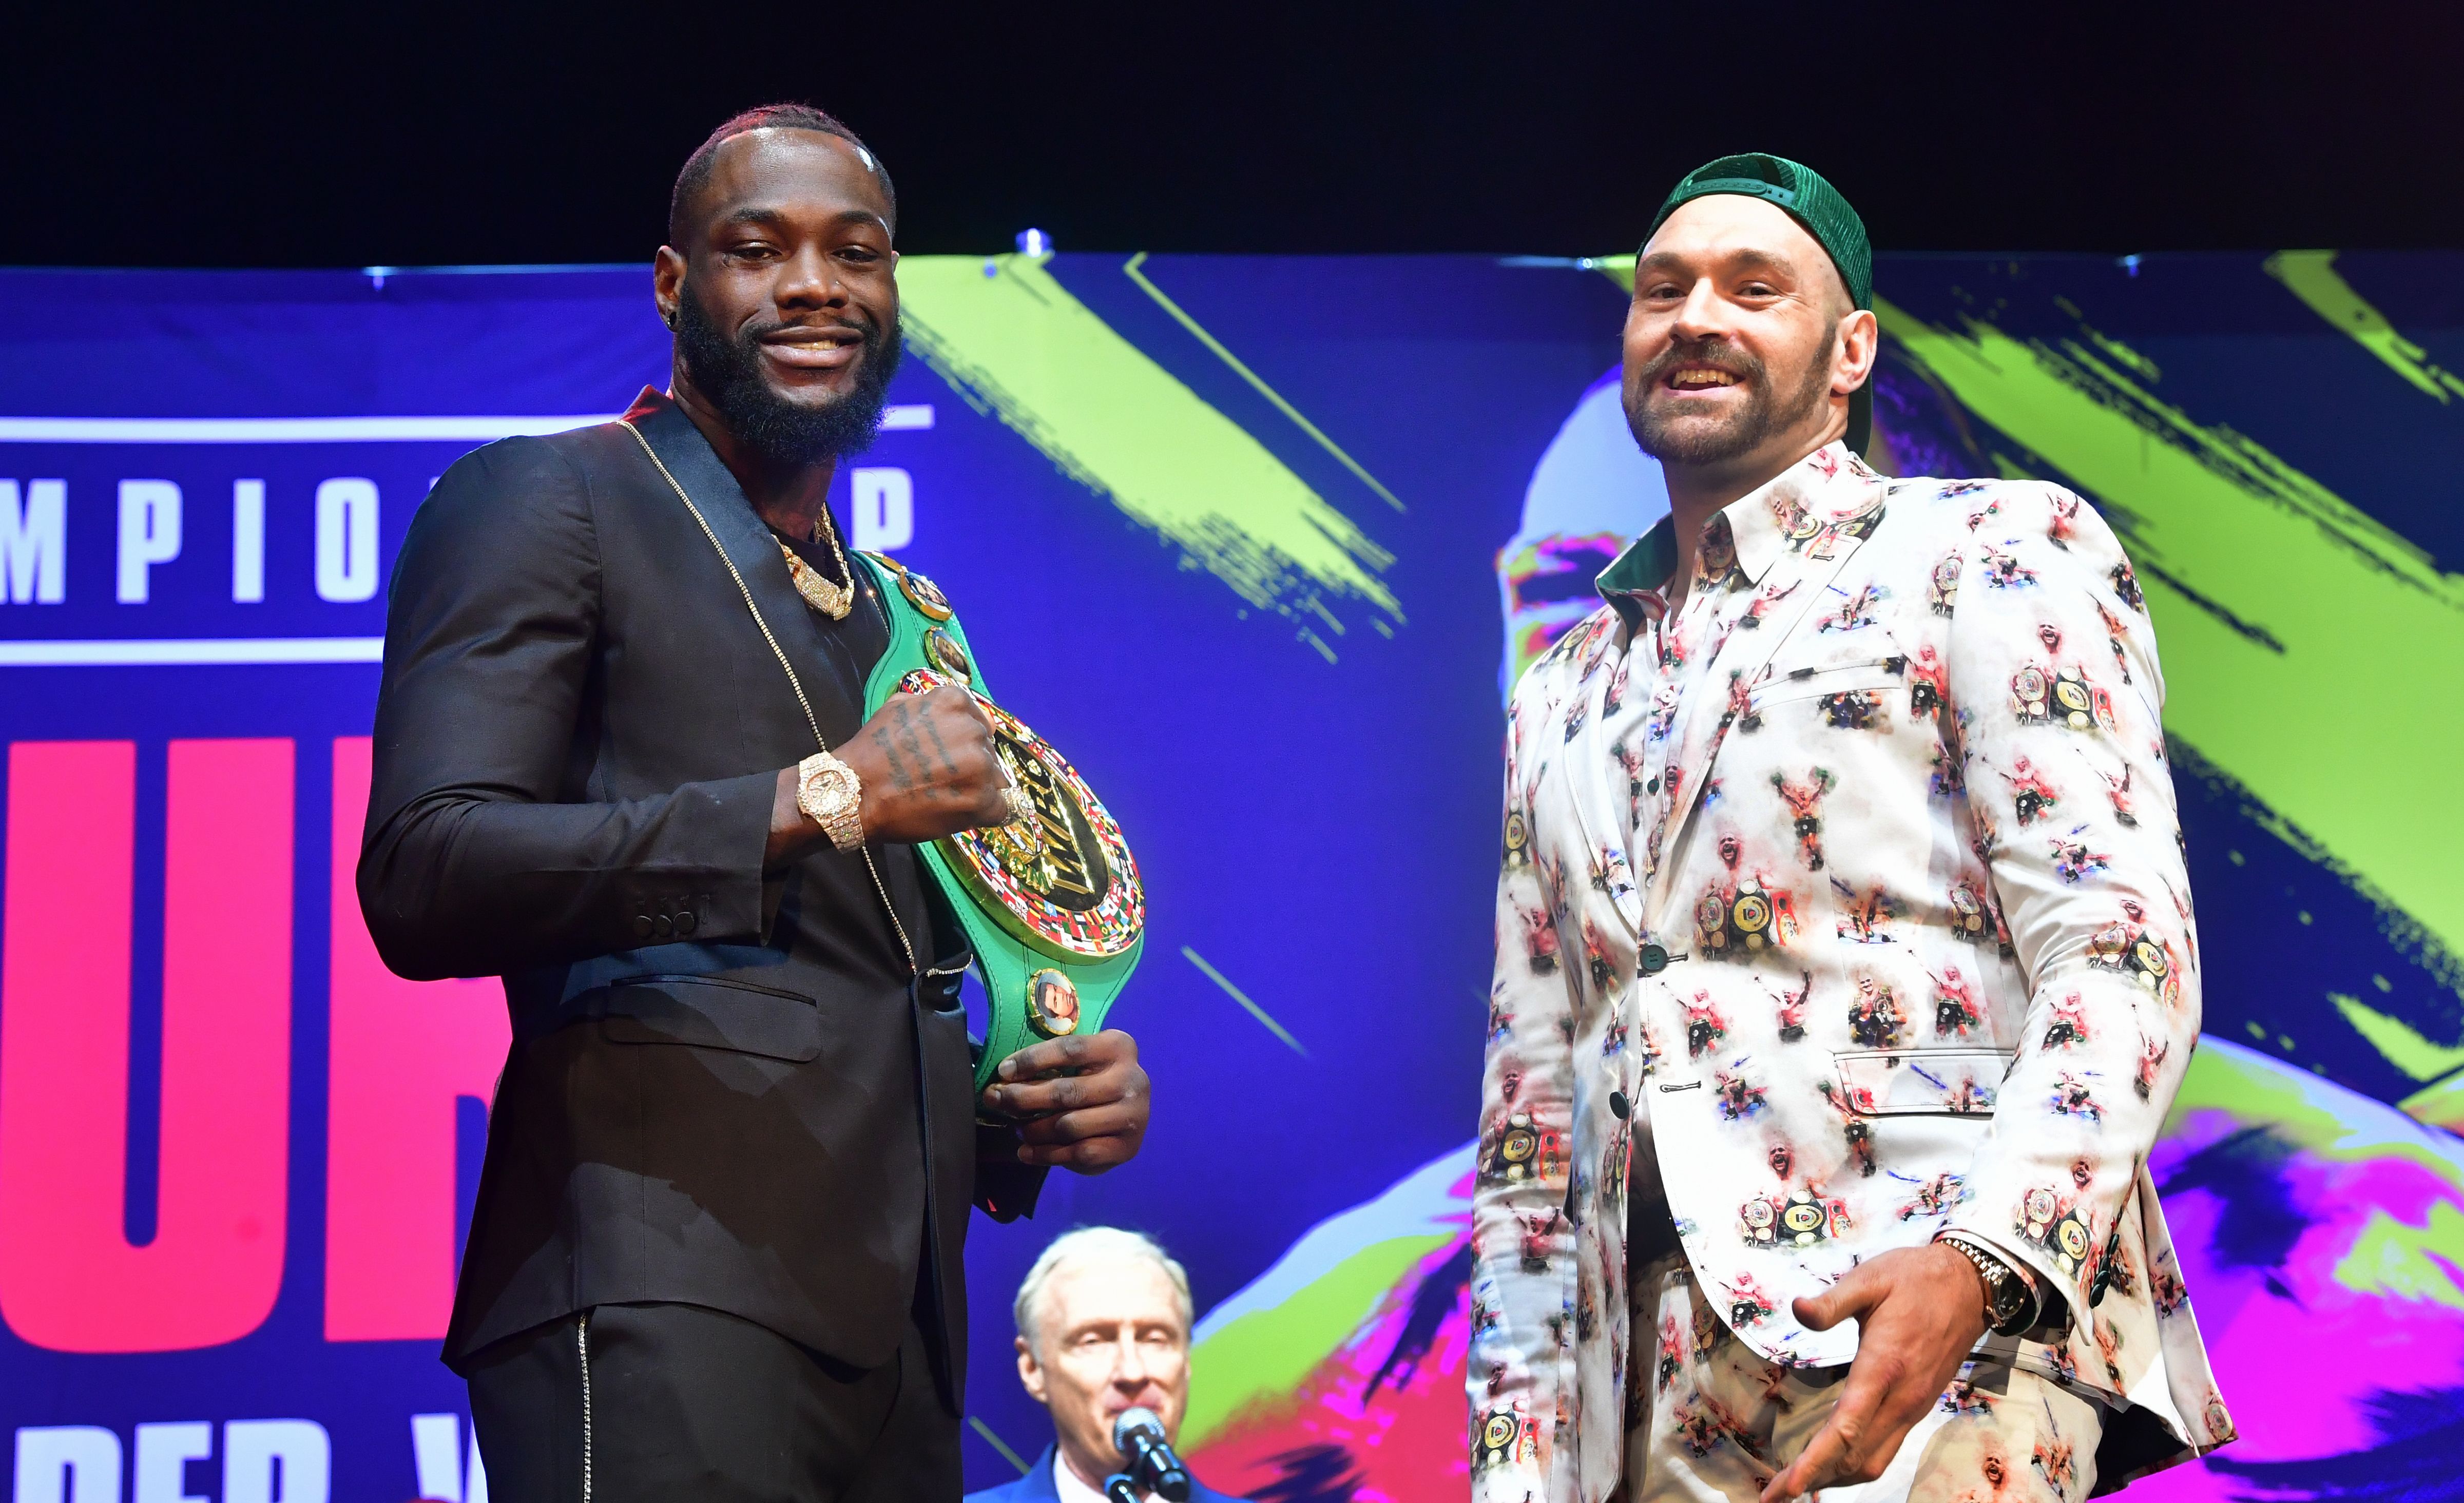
[466,1300,962,1503]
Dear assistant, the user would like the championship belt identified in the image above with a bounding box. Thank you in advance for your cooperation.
[850,551,1147,1094]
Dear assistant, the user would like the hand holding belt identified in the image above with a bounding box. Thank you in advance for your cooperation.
[849,551,1148,1096]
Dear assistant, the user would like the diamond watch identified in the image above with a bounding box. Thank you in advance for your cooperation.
[796,750,866,853]
[1938,1233,2040,1338]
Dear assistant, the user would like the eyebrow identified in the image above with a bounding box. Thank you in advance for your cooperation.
[1634,247,1803,283]
[1063,1318,1186,1338]
[718,205,889,234]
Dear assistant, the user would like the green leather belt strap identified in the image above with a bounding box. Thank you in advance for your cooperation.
[850,551,1146,1094]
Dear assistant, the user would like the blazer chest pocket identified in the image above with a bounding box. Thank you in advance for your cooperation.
[1832,1047,2013,1117]
[599,975,822,1063]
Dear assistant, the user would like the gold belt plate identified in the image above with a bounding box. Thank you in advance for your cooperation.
[897,668,1145,961]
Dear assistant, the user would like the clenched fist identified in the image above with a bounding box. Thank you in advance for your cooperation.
[767,685,1013,862]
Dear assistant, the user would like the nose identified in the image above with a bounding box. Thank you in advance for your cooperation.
[1671,276,1729,344]
[776,243,846,312]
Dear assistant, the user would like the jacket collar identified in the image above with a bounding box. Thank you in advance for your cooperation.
[1594,440,1879,631]
[616,387,874,739]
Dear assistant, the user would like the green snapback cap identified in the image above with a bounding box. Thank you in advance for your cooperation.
[1647,153,1875,455]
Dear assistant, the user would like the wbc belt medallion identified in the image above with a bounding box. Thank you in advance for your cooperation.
[896,667,1145,961]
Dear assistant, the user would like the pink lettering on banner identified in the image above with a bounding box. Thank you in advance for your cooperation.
[0,739,295,1352]
[324,736,509,1341]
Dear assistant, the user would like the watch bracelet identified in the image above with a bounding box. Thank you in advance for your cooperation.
[798,752,868,854]
[1937,1232,2040,1338]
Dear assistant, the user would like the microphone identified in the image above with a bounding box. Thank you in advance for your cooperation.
[1111,1407,1192,1502]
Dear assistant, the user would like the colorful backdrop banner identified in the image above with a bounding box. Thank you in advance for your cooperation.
[0,252,2458,1503]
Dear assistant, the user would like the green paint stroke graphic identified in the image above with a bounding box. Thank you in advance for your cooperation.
[2168,1040,2464,1190]
[1180,1148,1467,1447]
[1878,295,2464,990]
[1122,253,1406,514]
[966,1416,1032,1476]
[2265,250,2464,404]
[1183,1237,1442,1444]
[2400,1069,2464,1134]
[1181,945,1308,1057]
[2174,1043,2464,1305]
[2334,1203,2464,1309]
[897,254,1401,654]
[2331,993,2464,1082]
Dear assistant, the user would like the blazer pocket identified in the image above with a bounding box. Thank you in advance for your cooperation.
[1832,1047,2014,1117]
[598,975,822,1063]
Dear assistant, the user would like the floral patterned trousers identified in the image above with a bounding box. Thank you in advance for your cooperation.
[1620,1252,2105,1503]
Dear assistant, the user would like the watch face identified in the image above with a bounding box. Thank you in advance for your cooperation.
[803,763,859,819]
[1994,1278,2029,1325]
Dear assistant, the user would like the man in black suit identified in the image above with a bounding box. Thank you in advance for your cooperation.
[359,103,1153,1502]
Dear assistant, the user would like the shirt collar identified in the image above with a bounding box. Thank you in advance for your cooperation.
[1052,1449,1137,1503]
[1594,439,1879,630]
[1595,514,1680,634]
[621,384,672,424]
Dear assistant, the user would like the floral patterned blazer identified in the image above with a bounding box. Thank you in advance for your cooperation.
[1469,444,2234,1502]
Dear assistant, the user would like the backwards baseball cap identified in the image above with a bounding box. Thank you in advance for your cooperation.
[1646,153,1875,456]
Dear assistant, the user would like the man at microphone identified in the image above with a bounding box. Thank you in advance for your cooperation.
[967,1229,1250,1503]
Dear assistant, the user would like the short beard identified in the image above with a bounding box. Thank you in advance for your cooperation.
[1625,330,1836,468]
[674,278,903,467]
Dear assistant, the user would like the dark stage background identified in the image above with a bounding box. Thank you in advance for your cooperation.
[8,6,2464,266]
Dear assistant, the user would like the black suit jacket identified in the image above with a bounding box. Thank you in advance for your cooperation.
[359,389,1041,1404]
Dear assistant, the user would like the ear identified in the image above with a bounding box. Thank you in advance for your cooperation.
[1016,1334,1048,1404]
[653,246,687,332]
[1834,307,1880,397]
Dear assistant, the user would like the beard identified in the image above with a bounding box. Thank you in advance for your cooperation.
[1624,331,1836,467]
[674,279,903,466]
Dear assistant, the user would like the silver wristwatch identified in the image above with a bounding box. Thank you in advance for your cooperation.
[1938,1233,2040,1337]
[796,750,866,853]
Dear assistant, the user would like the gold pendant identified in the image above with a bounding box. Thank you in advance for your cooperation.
[779,542,853,620]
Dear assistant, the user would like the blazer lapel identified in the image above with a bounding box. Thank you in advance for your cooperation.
[1024,1446,1064,1501]
[627,393,871,743]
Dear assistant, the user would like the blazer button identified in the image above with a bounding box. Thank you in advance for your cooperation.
[1640,943,1669,974]
[675,910,697,936]
[631,914,654,940]
[1609,1090,1630,1120]
[652,913,673,939]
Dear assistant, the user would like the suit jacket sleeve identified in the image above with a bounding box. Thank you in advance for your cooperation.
[357,436,780,981]
[1468,666,1578,1502]
[1937,484,2201,1319]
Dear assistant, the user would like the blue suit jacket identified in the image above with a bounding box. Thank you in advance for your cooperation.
[965,1445,1250,1503]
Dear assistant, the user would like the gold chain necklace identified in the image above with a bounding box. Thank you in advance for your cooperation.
[620,421,915,973]
[778,517,855,620]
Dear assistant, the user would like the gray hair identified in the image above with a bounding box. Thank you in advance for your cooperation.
[1013,1227,1194,1356]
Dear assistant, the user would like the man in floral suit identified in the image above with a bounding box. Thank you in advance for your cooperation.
[1470,155,2234,1503]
